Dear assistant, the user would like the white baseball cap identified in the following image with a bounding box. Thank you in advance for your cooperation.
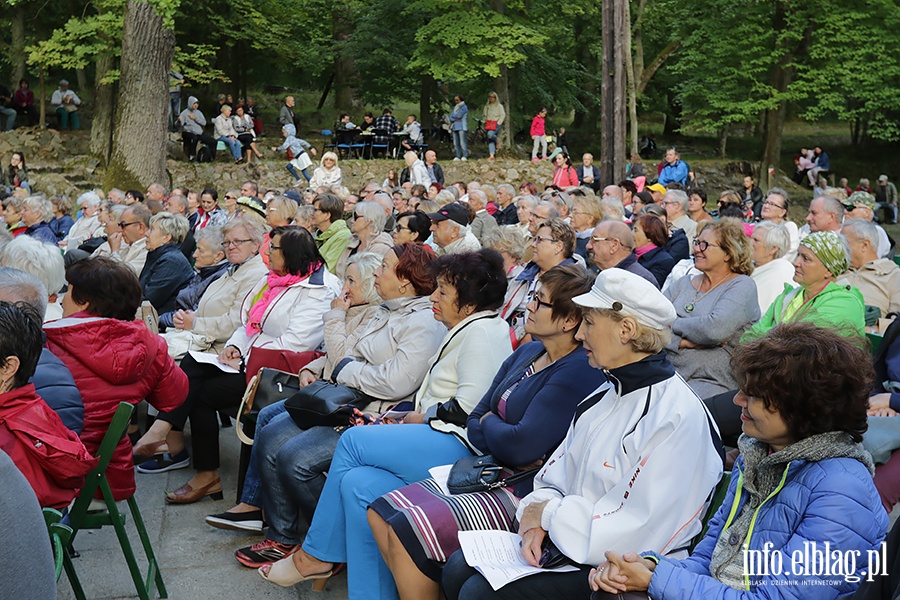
[573,268,676,330]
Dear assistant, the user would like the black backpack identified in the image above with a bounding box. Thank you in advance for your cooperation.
[196,145,214,163]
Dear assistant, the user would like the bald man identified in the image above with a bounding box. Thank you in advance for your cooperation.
[586,220,659,287]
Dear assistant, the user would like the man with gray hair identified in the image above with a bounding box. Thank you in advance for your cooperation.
[20,196,57,244]
[372,192,396,232]
[0,266,84,433]
[109,204,151,274]
[467,189,498,244]
[145,182,167,214]
[528,201,560,237]
[107,188,125,204]
[0,235,66,320]
[842,191,892,258]
[599,198,626,222]
[494,184,518,225]
[547,191,571,220]
[586,220,657,287]
[164,193,197,259]
[842,218,900,318]
[427,203,481,255]
[662,189,697,245]
[804,195,843,235]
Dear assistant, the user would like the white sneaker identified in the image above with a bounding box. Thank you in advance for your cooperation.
[461,157,467,162]
[453,157,461,161]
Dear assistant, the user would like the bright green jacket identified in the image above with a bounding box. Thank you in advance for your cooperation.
[316,220,352,274]
[742,281,865,341]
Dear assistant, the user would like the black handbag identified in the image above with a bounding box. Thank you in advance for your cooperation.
[236,368,301,445]
[284,379,375,430]
[447,454,541,494]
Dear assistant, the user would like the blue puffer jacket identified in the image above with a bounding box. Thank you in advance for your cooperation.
[646,454,887,599]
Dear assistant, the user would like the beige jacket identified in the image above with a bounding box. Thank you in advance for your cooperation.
[335,231,394,279]
[190,254,269,353]
[303,303,383,380]
[112,237,148,275]
[843,258,900,318]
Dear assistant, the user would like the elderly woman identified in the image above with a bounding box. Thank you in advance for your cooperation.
[483,226,529,283]
[311,193,353,274]
[258,250,514,595]
[759,187,799,260]
[745,230,864,339]
[89,203,127,258]
[136,218,269,473]
[369,265,603,600]
[61,191,103,250]
[139,211,195,314]
[500,218,577,345]
[336,201,394,279]
[141,226,340,503]
[2,196,25,236]
[664,220,760,398]
[391,210,431,245]
[233,104,262,164]
[48,195,74,241]
[44,258,188,502]
[231,246,447,557]
[635,213,676,287]
[515,195,539,237]
[592,323,887,600]
[309,152,343,191]
[214,104,243,163]
[0,300,94,509]
[221,189,241,221]
[20,195,57,244]
[749,221,795,313]
[443,269,723,600]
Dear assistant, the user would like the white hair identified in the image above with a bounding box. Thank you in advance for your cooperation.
[665,189,689,213]
[355,201,387,234]
[23,195,53,223]
[346,252,383,305]
[149,211,190,244]
[753,220,790,258]
[599,198,626,221]
[842,218,880,249]
[0,266,48,317]
[0,236,66,299]
[77,191,102,208]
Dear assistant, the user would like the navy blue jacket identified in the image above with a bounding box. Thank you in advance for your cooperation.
[639,246,676,288]
[31,347,84,435]
[666,228,690,262]
[467,342,606,496]
[612,253,659,288]
[49,215,74,241]
[158,260,229,329]
[139,242,195,314]
[493,203,519,226]
[25,221,59,246]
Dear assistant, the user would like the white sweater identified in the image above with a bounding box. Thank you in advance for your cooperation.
[751,257,796,314]
[517,355,723,566]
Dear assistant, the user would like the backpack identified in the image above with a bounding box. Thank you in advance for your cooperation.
[196,145,213,163]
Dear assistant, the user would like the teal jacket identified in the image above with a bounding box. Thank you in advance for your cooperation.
[743,281,865,341]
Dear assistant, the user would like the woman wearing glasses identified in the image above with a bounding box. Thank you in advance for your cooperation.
[222,189,241,221]
[335,201,394,279]
[311,193,353,274]
[759,187,799,261]
[663,220,760,398]
[392,211,431,245]
[136,226,341,504]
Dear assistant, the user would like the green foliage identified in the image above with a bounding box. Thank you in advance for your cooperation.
[174,44,226,86]
[27,12,121,70]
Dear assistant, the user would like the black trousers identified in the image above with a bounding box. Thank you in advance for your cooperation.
[182,131,217,160]
[703,389,743,447]
[158,353,245,471]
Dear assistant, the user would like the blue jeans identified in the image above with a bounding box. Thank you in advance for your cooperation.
[0,106,15,131]
[286,163,311,182]
[238,400,288,507]
[487,125,500,156]
[257,411,341,543]
[218,136,241,160]
[452,129,468,159]
[302,424,472,600]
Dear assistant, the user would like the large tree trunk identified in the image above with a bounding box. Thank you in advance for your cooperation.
[104,0,174,190]
[717,127,728,157]
[10,4,26,88]
[493,65,511,154]
[625,0,638,156]
[90,55,116,163]
[419,74,435,128]
[600,0,627,185]
[332,4,360,111]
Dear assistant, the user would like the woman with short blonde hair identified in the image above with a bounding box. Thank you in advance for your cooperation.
[309,151,343,191]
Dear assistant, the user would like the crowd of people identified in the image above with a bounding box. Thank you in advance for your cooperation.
[3,139,900,600]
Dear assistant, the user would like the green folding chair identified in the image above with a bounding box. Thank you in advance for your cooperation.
[42,507,77,584]
[66,402,167,600]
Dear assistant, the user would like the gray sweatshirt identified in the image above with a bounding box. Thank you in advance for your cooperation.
[178,96,206,135]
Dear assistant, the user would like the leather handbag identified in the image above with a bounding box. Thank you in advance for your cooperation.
[236,368,301,445]
[447,454,540,494]
[284,380,375,430]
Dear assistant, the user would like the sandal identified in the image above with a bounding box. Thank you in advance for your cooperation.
[258,556,340,591]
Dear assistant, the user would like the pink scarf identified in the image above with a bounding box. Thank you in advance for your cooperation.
[245,267,319,336]
[635,243,657,258]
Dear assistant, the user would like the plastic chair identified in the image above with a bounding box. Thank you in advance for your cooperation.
[66,402,167,600]
[334,129,356,159]
[43,507,77,584]
[369,128,389,159]
[321,129,336,154]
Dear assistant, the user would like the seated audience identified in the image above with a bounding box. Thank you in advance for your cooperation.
[309,152,343,191]
[0,234,67,321]
[311,193,353,274]
[843,191,893,258]
[139,211,195,314]
[587,220,657,287]
[109,204,151,274]
[687,189,713,224]
[842,218,900,319]
[570,195,603,264]
[443,269,723,599]
[664,220,760,397]
[634,213,676,287]
[749,221,795,314]
[336,201,394,278]
[391,210,431,245]
[158,226,228,330]
[48,195,74,241]
[61,191,103,250]
[482,226,529,284]
[20,196,57,244]
[593,323,887,600]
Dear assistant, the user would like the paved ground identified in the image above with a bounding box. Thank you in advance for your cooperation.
[57,427,348,600]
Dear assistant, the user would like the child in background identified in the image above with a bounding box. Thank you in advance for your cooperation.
[272,124,316,184]
[530,108,548,162]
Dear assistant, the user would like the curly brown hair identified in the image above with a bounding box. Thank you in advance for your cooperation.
[697,219,754,275]
[732,322,871,443]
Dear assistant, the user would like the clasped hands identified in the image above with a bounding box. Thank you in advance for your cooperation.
[589,551,655,594]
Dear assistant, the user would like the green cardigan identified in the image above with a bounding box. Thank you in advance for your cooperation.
[316,220,352,274]
[742,281,865,341]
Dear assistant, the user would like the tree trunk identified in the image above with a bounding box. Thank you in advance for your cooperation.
[104,0,174,190]
[75,69,88,98]
[600,0,627,185]
[10,4,26,88]
[571,18,598,131]
[494,65,511,154]
[419,74,434,128]
[717,127,728,157]
[90,54,116,163]
[332,4,360,111]
[39,67,46,129]
[624,0,638,156]
[317,72,334,110]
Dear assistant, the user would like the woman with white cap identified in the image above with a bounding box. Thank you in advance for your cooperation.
[442,268,724,600]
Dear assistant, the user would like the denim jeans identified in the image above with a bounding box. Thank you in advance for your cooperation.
[0,106,16,131]
[218,136,242,160]
[487,126,500,156]
[258,412,341,543]
[302,424,472,600]
[453,129,468,159]
[238,400,288,508]
[286,163,310,182]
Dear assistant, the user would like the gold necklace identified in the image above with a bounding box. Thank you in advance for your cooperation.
[685,273,735,313]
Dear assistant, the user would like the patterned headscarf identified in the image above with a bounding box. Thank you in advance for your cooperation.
[801,230,848,277]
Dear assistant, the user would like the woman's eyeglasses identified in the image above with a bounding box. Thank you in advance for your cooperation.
[692,239,720,252]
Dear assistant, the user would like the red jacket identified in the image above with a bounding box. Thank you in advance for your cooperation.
[530,114,545,137]
[553,165,579,188]
[44,313,188,501]
[0,384,97,508]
